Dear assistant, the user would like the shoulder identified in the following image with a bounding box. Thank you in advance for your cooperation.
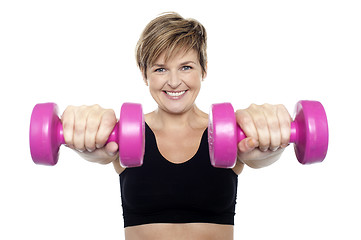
[191,106,208,130]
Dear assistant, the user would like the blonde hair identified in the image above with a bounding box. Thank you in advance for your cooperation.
[135,12,207,80]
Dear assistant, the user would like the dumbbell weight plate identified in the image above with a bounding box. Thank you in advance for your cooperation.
[293,100,329,164]
[29,103,64,166]
[208,103,238,168]
[118,103,145,168]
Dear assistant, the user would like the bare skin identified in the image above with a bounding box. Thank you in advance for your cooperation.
[124,223,234,240]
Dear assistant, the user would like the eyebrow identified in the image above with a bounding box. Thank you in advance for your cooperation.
[181,61,196,65]
[151,61,196,68]
[151,64,165,68]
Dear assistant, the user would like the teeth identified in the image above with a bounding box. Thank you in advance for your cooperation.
[166,91,186,97]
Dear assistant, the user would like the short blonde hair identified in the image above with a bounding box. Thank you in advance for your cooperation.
[136,12,207,80]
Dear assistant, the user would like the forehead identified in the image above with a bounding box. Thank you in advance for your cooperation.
[152,48,198,65]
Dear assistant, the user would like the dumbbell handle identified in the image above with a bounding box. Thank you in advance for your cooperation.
[55,121,120,147]
[236,122,298,144]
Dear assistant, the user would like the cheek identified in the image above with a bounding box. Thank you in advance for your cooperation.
[147,78,168,100]
[147,76,164,89]
[186,74,202,89]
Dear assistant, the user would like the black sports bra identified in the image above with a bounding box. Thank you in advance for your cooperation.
[119,123,238,227]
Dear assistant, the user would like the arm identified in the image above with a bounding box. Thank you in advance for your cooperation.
[235,103,292,169]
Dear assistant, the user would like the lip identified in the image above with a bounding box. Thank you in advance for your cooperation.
[163,90,188,100]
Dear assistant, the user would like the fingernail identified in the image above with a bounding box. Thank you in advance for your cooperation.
[245,138,252,148]
[270,146,279,152]
[246,138,256,149]
[259,147,268,152]
[86,148,94,153]
[107,151,116,157]
[96,144,102,149]
[281,143,289,148]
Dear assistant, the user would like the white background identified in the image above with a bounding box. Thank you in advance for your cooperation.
[1,0,360,239]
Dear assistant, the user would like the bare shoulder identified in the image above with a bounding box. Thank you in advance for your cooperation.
[144,111,155,126]
[192,107,209,129]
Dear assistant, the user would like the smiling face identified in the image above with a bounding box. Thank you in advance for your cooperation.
[144,49,207,115]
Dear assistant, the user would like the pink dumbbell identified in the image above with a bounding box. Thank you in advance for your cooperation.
[29,102,145,167]
[208,100,329,168]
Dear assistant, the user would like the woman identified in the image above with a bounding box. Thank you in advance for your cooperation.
[61,12,292,240]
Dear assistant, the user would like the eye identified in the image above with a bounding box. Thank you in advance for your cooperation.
[155,68,166,73]
[182,66,192,71]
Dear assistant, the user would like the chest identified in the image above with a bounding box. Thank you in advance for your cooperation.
[154,129,205,164]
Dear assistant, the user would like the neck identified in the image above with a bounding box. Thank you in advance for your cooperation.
[151,104,206,130]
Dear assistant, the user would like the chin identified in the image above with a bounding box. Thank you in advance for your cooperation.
[163,104,194,115]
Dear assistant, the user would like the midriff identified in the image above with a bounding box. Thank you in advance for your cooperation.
[124,223,233,240]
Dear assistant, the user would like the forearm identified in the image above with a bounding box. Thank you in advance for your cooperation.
[75,150,119,165]
[239,148,285,169]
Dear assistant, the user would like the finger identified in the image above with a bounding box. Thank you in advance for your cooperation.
[238,137,259,153]
[236,109,258,140]
[73,106,88,152]
[61,106,75,148]
[96,109,117,148]
[104,142,119,157]
[249,105,270,152]
[84,109,102,152]
[277,104,292,148]
[263,104,281,152]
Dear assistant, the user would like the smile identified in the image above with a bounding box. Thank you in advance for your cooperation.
[164,90,187,97]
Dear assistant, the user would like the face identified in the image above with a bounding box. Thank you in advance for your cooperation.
[144,49,207,115]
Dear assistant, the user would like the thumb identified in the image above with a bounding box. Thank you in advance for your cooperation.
[104,142,119,157]
[238,137,259,153]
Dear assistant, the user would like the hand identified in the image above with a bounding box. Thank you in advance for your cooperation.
[61,104,118,164]
[235,103,292,168]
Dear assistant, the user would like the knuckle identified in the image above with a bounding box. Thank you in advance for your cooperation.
[91,104,101,110]
[64,105,74,113]
[277,104,290,116]
[276,104,285,109]
[262,103,271,108]
[249,103,259,110]
[105,108,116,116]
[262,103,277,114]
[78,105,87,112]
[62,106,74,120]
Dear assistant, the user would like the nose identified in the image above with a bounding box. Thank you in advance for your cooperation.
[167,71,182,89]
